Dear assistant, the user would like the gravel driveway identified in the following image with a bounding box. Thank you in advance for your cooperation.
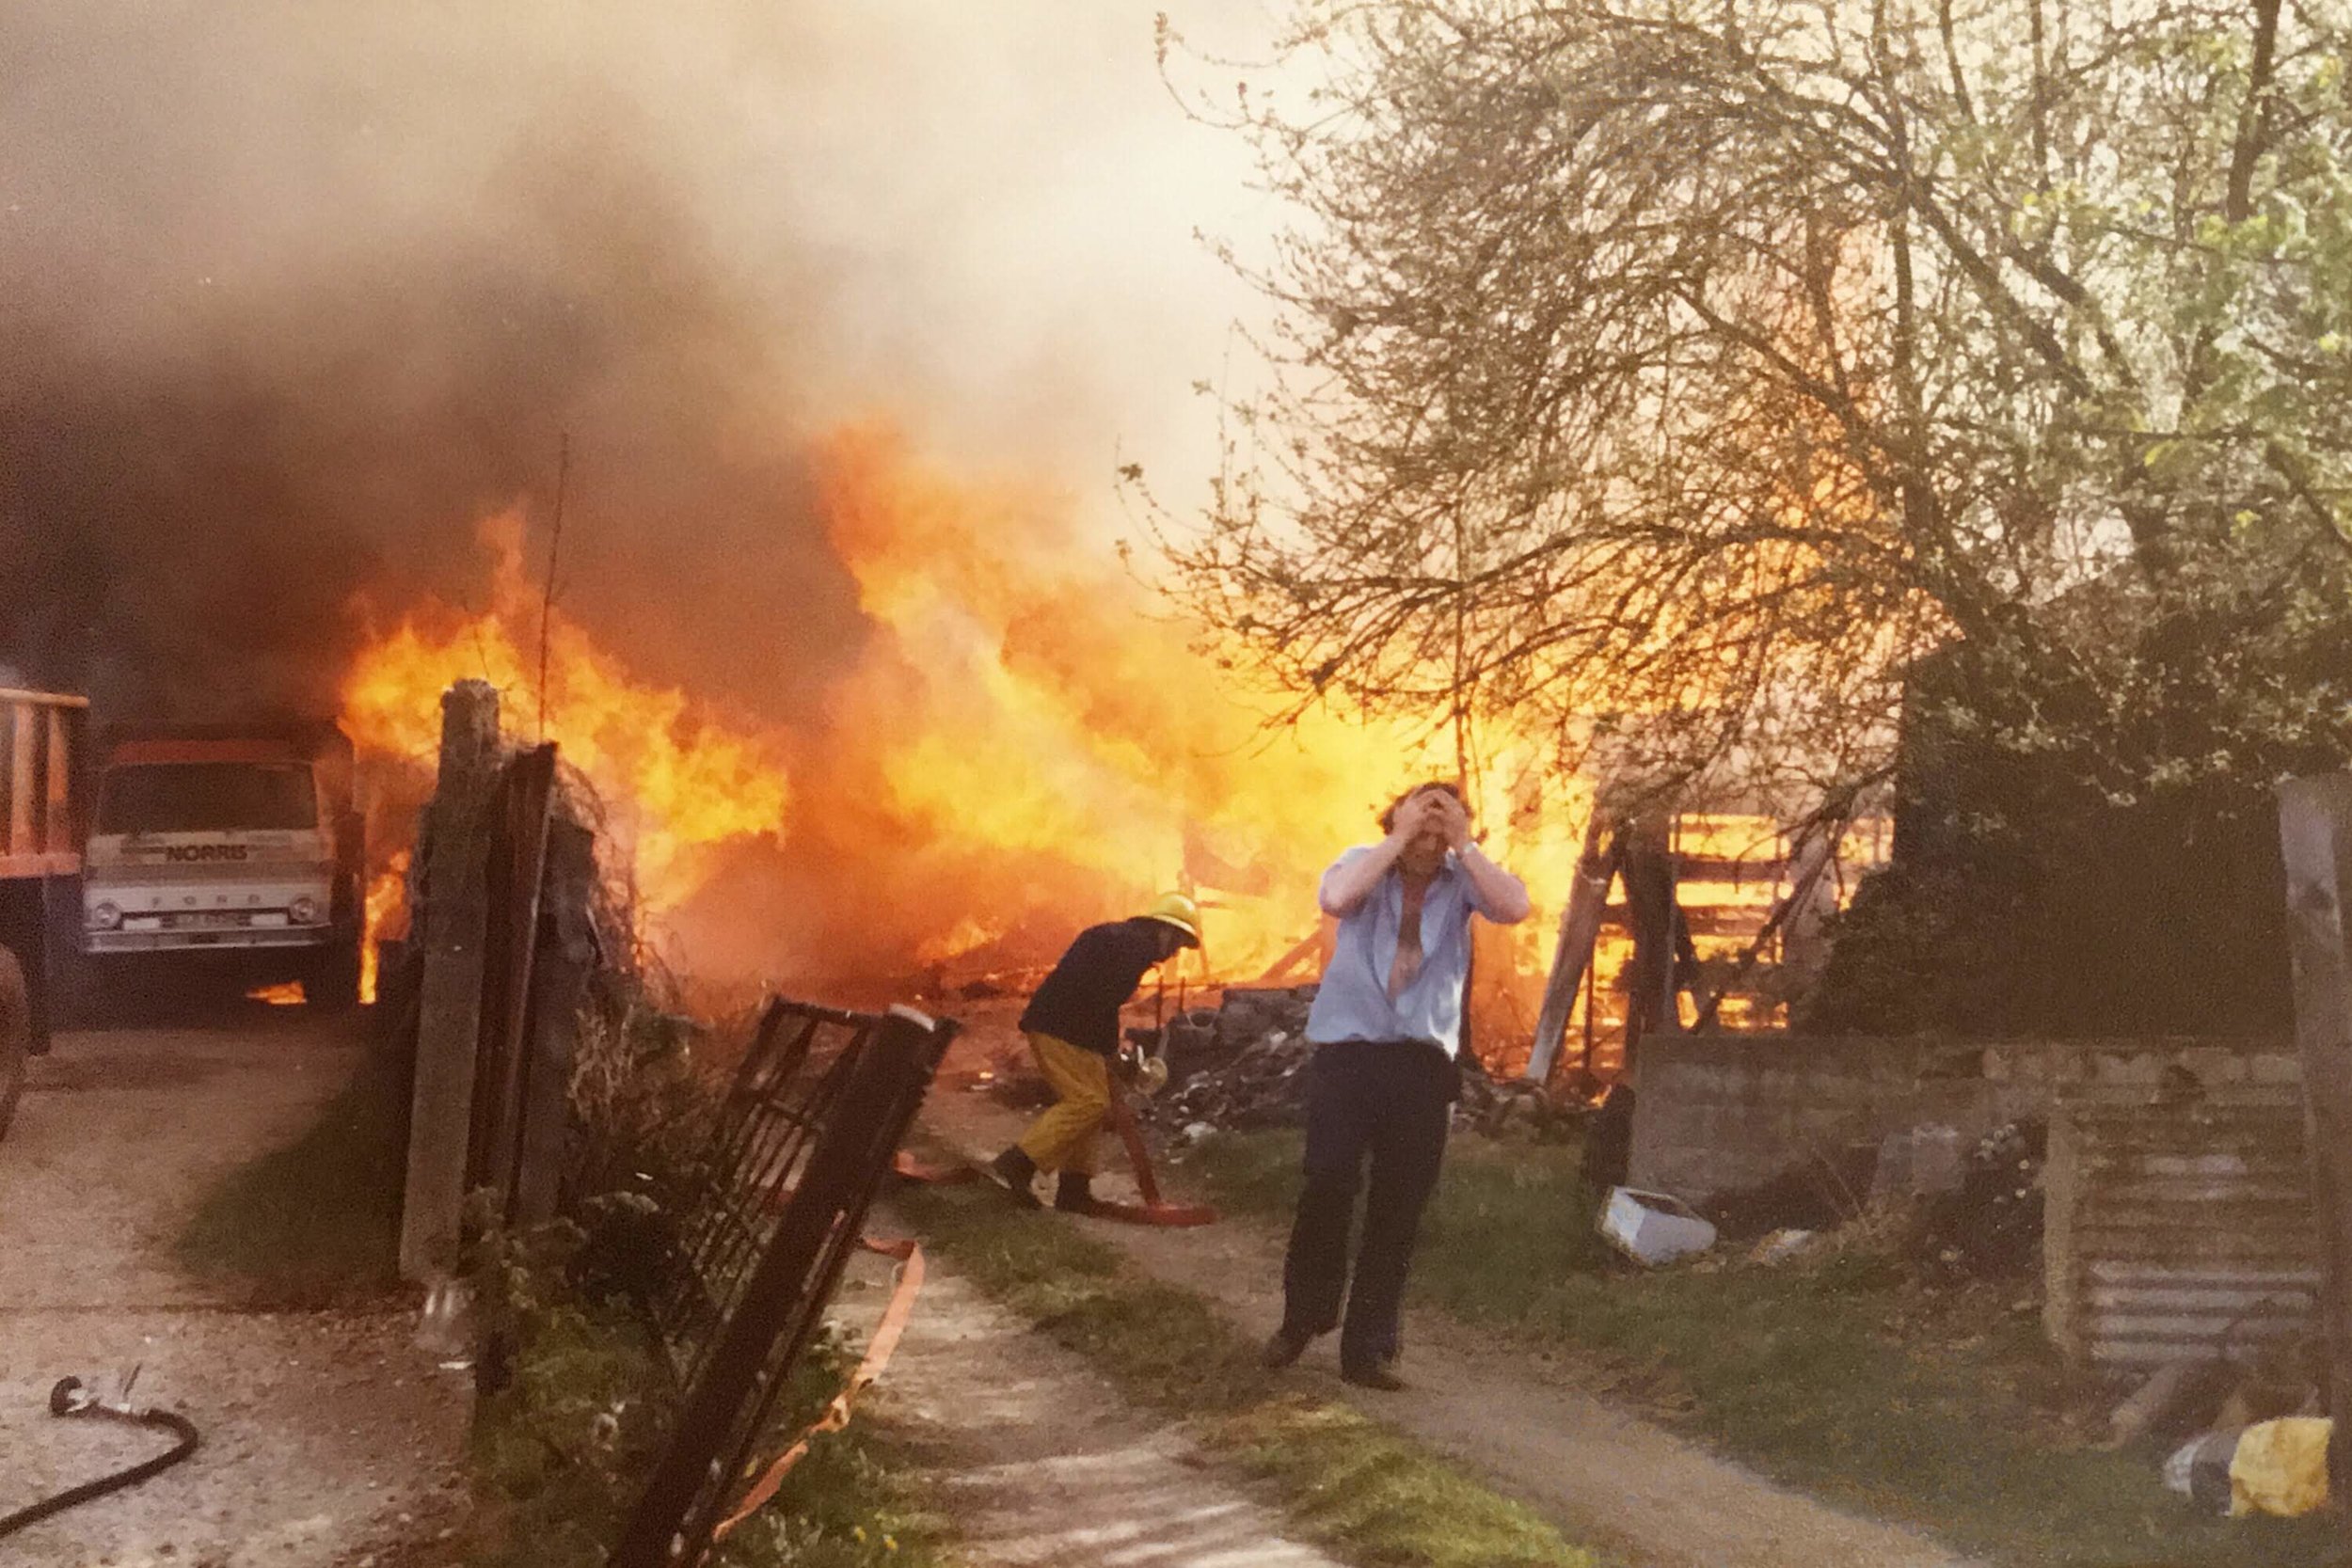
[0,1011,469,1567]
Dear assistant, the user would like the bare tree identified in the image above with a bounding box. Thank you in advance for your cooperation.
[1145,0,2352,804]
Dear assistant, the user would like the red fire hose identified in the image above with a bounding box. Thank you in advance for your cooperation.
[1098,1099,1217,1227]
[893,1094,1216,1227]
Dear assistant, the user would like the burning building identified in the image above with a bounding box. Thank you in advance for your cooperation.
[2,1,1890,1064]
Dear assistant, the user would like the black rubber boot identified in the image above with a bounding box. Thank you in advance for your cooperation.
[1053,1172,1104,1215]
[989,1147,1041,1209]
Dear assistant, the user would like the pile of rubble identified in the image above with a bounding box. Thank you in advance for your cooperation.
[1693,1117,2050,1279]
[1914,1119,2045,1278]
[1136,985,1584,1140]
[1141,986,1317,1131]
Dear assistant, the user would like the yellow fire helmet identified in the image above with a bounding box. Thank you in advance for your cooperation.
[1139,891,1203,949]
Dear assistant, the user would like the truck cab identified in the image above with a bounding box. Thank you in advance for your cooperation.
[81,725,364,1007]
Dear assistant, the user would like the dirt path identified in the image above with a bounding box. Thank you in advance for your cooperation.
[919,1022,1984,1568]
[0,1013,469,1567]
[850,1211,1347,1567]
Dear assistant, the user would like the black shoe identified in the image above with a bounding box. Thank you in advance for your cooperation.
[989,1147,1041,1209]
[1341,1356,1407,1391]
[1053,1173,1104,1215]
[1261,1326,1312,1370]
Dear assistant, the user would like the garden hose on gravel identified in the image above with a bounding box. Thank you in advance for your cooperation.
[0,1375,200,1540]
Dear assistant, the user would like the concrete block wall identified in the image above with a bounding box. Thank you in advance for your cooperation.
[1628,1034,2298,1204]
[1986,1038,2303,1110]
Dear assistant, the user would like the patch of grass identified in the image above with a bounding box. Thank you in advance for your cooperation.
[466,1292,954,1568]
[177,1045,408,1305]
[896,1177,1600,1568]
[466,1303,663,1567]
[1180,1129,2343,1568]
[711,1388,958,1568]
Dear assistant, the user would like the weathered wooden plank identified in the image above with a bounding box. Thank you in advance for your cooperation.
[1523,816,1615,1085]
[514,819,596,1227]
[2274,773,2352,1530]
[2089,1262,2324,1287]
[399,678,502,1282]
[2088,1285,2318,1311]
[43,707,70,855]
[8,704,35,859]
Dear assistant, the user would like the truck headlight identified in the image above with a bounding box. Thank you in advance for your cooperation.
[87,902,123,931]
[288,895,322,926]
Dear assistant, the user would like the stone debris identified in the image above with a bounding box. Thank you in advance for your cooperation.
[1147,1021,1317,1131]
[1137,985,1585,1140]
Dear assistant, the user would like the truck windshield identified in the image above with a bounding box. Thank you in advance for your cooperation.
[98,763,318,834]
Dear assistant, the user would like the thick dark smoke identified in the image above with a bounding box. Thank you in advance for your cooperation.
[0,4,885,722]
[2,0,1289,988]
[1,1,1264,728]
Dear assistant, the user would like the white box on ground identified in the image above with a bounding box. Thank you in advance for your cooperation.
[1601,1186,1719,1266]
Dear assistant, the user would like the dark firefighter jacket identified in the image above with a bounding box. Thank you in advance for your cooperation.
[1018,918,1166,1056]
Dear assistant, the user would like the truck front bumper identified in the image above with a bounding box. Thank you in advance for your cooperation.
[85,927,334,954]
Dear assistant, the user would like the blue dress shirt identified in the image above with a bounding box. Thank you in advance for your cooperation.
[1304,847,1511,1058]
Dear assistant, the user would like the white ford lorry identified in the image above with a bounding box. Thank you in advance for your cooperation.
[80,722,364,1008]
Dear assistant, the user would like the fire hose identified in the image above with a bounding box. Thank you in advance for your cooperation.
[892,1071,1217,1227]
[0,1373,201,1541]
[709,1236,925,1545]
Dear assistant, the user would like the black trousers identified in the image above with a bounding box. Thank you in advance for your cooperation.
[1278,1039,1454,1370]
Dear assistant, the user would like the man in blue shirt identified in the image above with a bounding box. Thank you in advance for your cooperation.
[1262,782,1531,1389]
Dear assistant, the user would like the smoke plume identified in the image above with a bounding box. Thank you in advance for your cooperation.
[4,2,1400,992]
[0,1,1259,723]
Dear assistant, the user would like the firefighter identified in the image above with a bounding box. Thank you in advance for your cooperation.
[988,893,1203,1214]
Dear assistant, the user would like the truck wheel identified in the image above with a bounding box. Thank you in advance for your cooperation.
[307,938,364,1013]
[0,946,30,1142]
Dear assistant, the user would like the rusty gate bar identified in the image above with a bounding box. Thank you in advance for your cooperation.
[470,744,557,1219]
[613,1004,955,1568]
[657,1000,875,1388]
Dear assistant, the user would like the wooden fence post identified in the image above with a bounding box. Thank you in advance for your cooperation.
[474,745,556,1215]
[1523,816,1617,1084]
[513,818,596,1227]
[399,679,501,1281]
[2274,773,2352,1533]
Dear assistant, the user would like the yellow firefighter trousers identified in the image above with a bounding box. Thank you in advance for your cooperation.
[1015,1031,1111,1176]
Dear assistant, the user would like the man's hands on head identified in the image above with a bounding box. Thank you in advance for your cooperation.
[1391,787,1471,851]
[1430,789,1471,851]
[1387,788,1437,846]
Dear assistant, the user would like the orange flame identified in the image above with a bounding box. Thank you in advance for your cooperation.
[359,848,413,1006]
[335,423,1882,1061]
[342,515,793,942]
[682,430,1599,991]
[247,982,306,1006]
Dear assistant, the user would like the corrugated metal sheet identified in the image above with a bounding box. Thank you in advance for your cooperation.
[2046,1104,2321,1366]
